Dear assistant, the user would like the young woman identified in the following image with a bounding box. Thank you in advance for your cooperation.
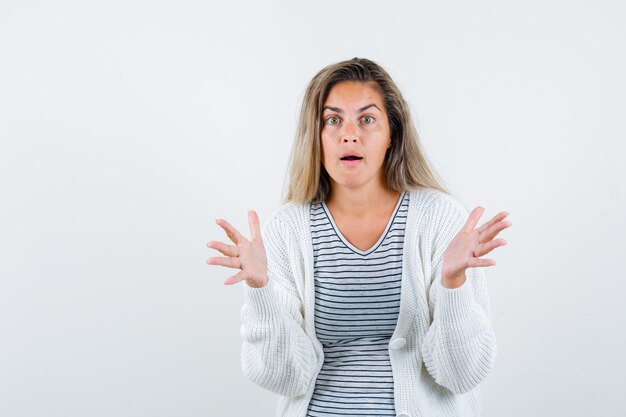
[207,57,511,417]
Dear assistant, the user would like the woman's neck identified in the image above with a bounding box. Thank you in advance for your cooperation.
[326,181,401,218]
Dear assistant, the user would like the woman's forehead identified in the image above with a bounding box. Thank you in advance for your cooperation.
[323,81,384,111]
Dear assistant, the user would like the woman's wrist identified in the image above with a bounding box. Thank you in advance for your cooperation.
[246,276,269,288]
[442,272,466,289]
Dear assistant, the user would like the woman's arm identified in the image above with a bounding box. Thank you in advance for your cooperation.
[420,196,505,394]
[240,214,318,397]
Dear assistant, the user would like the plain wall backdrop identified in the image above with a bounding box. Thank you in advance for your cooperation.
[1,1,625,416]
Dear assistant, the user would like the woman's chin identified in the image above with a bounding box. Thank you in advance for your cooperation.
[330,176,374,190]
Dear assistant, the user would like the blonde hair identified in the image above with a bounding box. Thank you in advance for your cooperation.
[283,57,448,204]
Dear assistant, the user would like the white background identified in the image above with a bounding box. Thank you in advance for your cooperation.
[1,1,625,416]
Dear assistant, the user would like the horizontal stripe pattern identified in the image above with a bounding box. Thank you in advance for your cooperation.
[306,191,409,417]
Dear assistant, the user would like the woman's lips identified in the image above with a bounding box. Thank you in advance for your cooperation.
[340,158,362,166]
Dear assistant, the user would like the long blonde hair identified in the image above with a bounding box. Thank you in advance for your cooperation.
[283,57,448,204]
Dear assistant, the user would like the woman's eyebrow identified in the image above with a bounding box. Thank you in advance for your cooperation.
[357,103,381,113]
[322,103,381,113]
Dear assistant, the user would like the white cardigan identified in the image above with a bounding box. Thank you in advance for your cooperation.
[240,188,497,417]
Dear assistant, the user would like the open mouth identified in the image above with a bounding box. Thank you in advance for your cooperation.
[340,156,363,161]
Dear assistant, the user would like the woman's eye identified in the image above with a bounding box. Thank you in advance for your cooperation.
[326,116,340,125]
[361,116,375,124]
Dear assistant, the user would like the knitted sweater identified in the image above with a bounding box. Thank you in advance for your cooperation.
[239,187,497,417]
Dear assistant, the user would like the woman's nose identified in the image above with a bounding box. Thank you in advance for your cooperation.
[341,121,359,142]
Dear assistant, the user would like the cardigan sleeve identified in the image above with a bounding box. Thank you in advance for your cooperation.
[420,195,498,394]
[239,212,318,397]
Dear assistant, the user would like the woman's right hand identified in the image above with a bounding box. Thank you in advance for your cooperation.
[206,210,268,288]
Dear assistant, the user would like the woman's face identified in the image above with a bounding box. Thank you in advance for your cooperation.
[320,81,391,191]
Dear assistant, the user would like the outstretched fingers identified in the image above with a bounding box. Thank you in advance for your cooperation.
[206,256,241,269]
[468,257,497,268]
[478,211,510,235]
[207,240,238,257]
[463,206,485,233]
[215,218,246,245]
[248,210,262,242]
[479,220,512,244]
[476,238,507,257]
[224,270,247,285]
[208,211,268,287]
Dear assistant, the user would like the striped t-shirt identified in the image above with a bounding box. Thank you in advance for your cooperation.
[305,191,409,417]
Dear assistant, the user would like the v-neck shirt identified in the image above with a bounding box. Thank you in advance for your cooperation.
[306,191,409,416]
[320,191,407,256]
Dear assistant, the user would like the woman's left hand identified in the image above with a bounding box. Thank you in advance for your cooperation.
[441,207,511,288]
